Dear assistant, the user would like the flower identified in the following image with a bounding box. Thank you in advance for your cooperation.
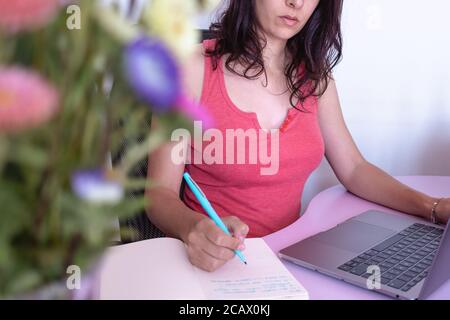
[94,4,139,44]
[71,169,124,204]
[0,66,59,133]
[143,0,200,60]
[124,36,214,126]
[124,36,181,112]
[176,95,214,129]
[0,0,60,34]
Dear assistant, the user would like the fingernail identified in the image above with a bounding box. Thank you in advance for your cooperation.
[238,244,245,251]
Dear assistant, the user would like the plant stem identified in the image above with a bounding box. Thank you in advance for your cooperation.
[63,233,83,271]
[117,130,166,175]
[0,135,10,174]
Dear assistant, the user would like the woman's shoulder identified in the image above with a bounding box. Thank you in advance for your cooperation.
[180,43,207,101]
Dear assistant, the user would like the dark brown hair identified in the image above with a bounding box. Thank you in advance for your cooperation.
[206,0,344,110]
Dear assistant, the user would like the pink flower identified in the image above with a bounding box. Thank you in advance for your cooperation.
[0,67,59,133]
[176,95,214,129]
[0,0,60,34]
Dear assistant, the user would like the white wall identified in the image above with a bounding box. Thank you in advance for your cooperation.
[302,0,450,212]
[195,0,228,29]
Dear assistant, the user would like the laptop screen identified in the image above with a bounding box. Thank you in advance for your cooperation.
[418,221,450,299]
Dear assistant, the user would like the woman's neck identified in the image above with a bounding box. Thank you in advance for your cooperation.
[224,34,290,91]
[260,35,288,76]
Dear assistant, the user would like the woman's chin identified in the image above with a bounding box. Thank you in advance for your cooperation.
[262,27,301,42]
[273,31,299,41]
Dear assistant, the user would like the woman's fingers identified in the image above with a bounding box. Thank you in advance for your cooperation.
[185,216,250,272]
[186,245,226,272]
[223,216,249,240]
[200,233,236,261]
[204,221,242,251]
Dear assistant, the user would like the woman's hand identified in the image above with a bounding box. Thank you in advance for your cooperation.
[184,216,249,272]
[436,198,450,224]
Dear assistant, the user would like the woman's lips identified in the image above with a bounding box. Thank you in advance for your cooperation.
[280,16,299,27]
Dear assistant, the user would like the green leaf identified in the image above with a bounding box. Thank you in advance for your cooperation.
[12,142,49,169]
[7,270,42,297]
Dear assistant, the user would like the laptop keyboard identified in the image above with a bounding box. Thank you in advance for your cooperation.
[338,223,443,292]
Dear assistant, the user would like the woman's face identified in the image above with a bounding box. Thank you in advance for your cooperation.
[254,0,320,41]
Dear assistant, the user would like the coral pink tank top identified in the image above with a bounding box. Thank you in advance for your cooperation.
[182,39,325,238]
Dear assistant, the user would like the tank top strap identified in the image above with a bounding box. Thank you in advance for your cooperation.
[200,39,222,103]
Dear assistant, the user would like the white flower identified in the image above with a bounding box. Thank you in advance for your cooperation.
[144,0,200,60]
[72,169,124,204]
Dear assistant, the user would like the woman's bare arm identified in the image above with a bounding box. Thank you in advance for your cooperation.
[318,78,449,223]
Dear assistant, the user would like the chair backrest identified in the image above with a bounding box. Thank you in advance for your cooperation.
[119,30,215,243]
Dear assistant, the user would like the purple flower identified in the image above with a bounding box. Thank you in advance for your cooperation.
[124,36,181,112]
[71,169,124,204]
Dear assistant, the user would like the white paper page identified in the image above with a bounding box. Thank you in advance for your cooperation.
[99,238,205,300]
[194,238,309,300]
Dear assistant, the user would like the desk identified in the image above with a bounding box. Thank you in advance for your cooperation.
[264,176,450,300]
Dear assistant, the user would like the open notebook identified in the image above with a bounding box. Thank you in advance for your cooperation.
[98,237,308,300]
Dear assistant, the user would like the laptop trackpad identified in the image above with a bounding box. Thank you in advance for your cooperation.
[313,220,396,253]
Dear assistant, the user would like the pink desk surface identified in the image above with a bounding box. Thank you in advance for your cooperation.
[263,176,450,300]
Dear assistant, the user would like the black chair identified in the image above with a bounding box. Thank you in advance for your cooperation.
[118,30,214,243]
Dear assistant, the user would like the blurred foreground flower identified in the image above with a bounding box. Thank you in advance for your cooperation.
[94,3,139,44]
[0,0,60,34]
[124,36,213,127]
[124,36,181,111]
[0,67,59,133]
[144,0,199,60]
[176,95,214,129]
[71,169,124,204]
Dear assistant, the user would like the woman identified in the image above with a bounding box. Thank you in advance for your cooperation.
[146,0,449,272]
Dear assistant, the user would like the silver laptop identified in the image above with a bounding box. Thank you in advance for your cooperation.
[279,210,449,300]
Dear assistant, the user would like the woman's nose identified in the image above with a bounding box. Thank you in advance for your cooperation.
[286,0,304,9]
